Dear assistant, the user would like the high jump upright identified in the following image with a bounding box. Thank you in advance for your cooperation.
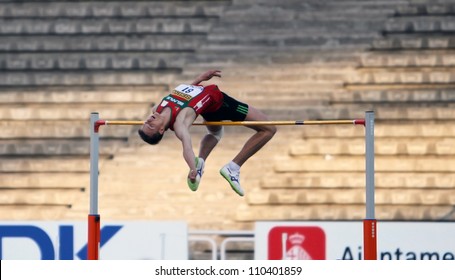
[88,111,376,260]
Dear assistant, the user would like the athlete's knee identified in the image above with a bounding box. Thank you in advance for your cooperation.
[259,125,276,140]
[268,125,277,135]
[259,121,276,135]
[265,125,277,138]
[207,126,224,141]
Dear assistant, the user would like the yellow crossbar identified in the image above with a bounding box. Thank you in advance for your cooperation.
[101,119,365,126]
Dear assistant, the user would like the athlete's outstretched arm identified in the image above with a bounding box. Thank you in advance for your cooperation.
[173,109,198,181]
[191,69,221,85]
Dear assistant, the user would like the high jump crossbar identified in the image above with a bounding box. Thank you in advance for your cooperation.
[93,119,365,132]
[88,111,376,260]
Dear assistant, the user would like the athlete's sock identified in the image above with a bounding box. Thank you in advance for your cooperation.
[228,161,240,171]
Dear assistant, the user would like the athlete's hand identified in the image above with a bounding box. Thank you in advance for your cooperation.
[202,69,221,80]
[188,169,197,183]
[192,69,221,84]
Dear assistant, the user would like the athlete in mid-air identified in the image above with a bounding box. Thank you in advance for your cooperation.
[138,69,276,196]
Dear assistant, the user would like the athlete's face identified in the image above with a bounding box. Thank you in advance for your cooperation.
[142,111,165,137]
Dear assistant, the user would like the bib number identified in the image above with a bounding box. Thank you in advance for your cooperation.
[173,84,203,100]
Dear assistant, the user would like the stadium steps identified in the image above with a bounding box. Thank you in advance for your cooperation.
[247,188,455,205]
[0,84,167,217]
[0,0,230,221]
[261,172,455,189]
[234,0,455,226]
[235,204,454,222]
[289,137,455,156]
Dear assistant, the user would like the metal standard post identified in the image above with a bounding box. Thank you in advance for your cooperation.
[363,111,377,260]
[88,112,101,260]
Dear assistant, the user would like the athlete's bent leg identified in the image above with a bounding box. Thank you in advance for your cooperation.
[232,105,277,166]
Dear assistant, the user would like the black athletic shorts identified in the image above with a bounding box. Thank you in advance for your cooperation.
[201,92,249,121]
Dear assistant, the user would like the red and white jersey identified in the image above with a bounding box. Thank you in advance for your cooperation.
[155,84,223,130]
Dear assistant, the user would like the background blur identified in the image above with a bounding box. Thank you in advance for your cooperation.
[0,0,454,259]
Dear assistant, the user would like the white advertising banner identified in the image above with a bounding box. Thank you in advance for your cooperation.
[255,221,455,260]
[0,221,188,260]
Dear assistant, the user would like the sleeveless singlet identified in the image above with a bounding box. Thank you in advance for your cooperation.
[155,84,224,130]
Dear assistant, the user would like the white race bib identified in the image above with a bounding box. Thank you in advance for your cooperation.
[173,84,204,99]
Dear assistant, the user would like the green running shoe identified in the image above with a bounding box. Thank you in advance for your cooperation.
[187,157,204,191]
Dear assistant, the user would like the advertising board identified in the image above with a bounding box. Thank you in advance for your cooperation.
[255,221,455,260]
[0,221,188,260]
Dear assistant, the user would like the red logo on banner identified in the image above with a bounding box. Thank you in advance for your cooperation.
[268,226,326,260]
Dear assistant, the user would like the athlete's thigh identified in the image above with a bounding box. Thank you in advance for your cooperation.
[243,105,276,132]
[244,105,269,121]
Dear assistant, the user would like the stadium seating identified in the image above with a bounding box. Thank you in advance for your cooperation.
[0,0,454,238]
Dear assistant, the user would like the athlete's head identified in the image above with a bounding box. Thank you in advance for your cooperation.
[138,111,166,145]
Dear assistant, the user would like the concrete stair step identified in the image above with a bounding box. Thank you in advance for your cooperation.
[0,156,94,172]
[0,70,180,87]
[275,155,455,172]
[359,50,455,67]
[0,139,128,156]
[0,17,218,35]
[0,188,85,205]
[0,103,149,120]
[0,172,88,188]
[383,16,455,33]
[371,35,455,50]
[347,67,455,84]
[289,137,455,156]
[299,122,455,138]
[0,1,230,18]
[0,205,72,220]
[247,188,455,205]
[344,83,455,91]
[395,3,455,16]
[261,172,455,189]
[0,34,207,52]
[0,85,167,103]
[235,204,454,221]
[332,89,455,103]
[0,120,138,139]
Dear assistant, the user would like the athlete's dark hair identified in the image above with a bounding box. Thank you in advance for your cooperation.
[138,129,163,145]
